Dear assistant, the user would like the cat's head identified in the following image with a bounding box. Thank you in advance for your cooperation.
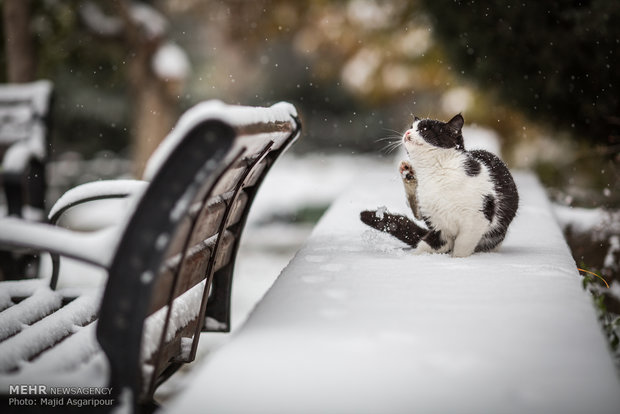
[403,114,465,154]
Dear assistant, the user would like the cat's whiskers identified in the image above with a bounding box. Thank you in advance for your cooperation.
[378,128,408,155]
[380,139,404,155]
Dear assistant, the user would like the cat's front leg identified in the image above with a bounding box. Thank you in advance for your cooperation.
[452,219,487,257]
[414,229,452,255]
[399,160,422,220]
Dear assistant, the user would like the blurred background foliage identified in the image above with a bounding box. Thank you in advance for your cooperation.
[0,0,618,208]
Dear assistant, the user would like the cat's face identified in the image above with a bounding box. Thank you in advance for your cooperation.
[403,114,465,154]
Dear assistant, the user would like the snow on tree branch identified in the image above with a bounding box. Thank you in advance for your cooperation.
[80,1,168,40]
[151,42,191,81]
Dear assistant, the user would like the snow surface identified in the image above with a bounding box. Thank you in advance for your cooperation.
[167,170,620,414]
[553,203,620,236]
[247,153,389,222]
[143,101,298,181]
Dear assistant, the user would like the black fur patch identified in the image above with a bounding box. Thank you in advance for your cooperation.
[422,230,446,250]
[470,149,519,251]
[422,215,434,229]
[464,157,481,176]
[482,194,495,222]
[360,210,427,248]
[417,119,465,150]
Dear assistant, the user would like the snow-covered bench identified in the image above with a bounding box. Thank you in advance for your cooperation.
[167,169,620,414]
[0,80,53,279]
[0,101,301,412]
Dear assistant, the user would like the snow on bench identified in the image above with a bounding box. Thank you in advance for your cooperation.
[168,170,620,414]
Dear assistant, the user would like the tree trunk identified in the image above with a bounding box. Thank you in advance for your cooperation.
[3,0,36,82]
[132,78,177,176]
[113,0,178,177]
[125,40,177,177]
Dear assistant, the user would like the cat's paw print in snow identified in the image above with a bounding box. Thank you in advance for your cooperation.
[323,288,349,300]
[301,274,332,284]
[305,255,327,263]
[320,263,346,272]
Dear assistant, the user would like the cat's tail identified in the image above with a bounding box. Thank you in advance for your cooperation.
[360,209,428,248]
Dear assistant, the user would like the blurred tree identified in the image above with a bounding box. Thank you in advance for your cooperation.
[175,0,460,152]
[2,0,36,82]
[80,0,190,175]
[1,0,189,176]
[421,0,620,149]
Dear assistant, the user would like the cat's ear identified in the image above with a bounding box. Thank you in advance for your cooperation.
[447,113,464,131]
[414,116,421,122]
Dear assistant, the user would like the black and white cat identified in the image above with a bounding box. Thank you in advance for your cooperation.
[361,114,519,257]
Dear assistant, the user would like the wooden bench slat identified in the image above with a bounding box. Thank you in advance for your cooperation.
[0,292,99,373]
[145,316,199,392]
[187,193,232,248]
[0,288,63,341]
[211,164,248,196]
[243,158,270,189]
[15,321,101,374]
[141,280,206,364]
[212,230,235,272]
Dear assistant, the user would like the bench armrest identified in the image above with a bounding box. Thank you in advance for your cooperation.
[1,139,44,174]
[48,179,147,224]
[0,217,120,268]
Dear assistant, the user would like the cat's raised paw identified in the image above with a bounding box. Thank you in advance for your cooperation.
[399,161,416,182]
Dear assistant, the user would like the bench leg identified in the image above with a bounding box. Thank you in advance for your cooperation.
[203,263,233,332]
[1,162,45,279]
[3,171,24,217]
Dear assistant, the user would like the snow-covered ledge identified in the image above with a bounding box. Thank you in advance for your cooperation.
[168,171,620,414]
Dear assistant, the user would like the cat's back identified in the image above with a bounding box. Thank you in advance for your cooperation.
[467,149,517,190]
[467,148,519,220]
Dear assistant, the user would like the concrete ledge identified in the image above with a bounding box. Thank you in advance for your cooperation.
[169,171,620,414]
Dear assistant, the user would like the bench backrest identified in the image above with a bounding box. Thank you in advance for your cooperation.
[96,101,300,404]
